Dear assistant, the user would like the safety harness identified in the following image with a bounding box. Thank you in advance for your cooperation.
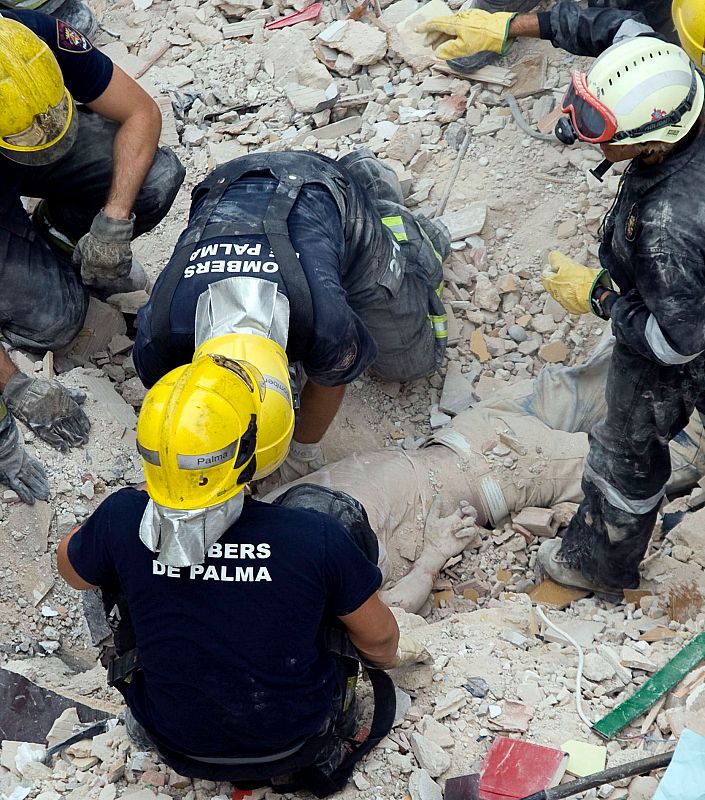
[150,153,351,365]
[107,629,395,797]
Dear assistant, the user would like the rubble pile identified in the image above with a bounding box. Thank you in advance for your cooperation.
[1,0,704,798]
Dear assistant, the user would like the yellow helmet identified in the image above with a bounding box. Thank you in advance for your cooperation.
[673,0,705,70]
[0,18,77,165]
[193,333,295,480]
[137,353,265,511]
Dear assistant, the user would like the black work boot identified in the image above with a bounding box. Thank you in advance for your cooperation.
[447,0,541,74]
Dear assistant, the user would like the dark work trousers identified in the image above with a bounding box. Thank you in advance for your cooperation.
[0,107,184,351]
[337,149,450,382]
[82,485,378,781]
[559,340,705,589]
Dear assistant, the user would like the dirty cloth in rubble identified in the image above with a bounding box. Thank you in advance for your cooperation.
[0,666,107,742]
[66,488,381,757]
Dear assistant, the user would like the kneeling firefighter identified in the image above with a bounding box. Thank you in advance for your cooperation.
[57,311,430,795]
[133,148,451,483]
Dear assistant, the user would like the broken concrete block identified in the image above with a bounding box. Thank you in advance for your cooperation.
[409,769,442,800]
[419,716,454,749]
[486,700,533,732]
[393,0,451,71]
[57,297,127,367]
[436,95,466,124]
[223,18,265,38]
[439,203,487,240]
[469,330,490,363]
[473,273,500,312]
[309,115,363,139]
[511,507,557,538]
[318,20,387,66]
[439,362,474,416]
[286,81,338,114]
[105,290,150,315]
[620,645,657,673]
[433,688,467,720]
[385,125,422,165]
[410,732,451,778]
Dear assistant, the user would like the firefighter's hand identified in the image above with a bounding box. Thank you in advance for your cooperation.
[74,210,134,289]
[541,250,612,316]
[0,406,50,505]
[3,372,90,452]
[416,10,516,61]
[380,635,433,669]
[277,440,327,484]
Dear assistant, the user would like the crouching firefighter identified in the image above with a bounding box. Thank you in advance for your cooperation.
[0,11,184,503]
[57,322,431,795]
[133,148,451,482]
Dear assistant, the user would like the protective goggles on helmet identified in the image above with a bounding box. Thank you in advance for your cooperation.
[556,67,699,145]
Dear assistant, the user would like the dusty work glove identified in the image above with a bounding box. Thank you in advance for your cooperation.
[541,250,613,316]
[73,210,134,289]
[277,440,327,484]
[0,401,50,505]
[378,635,433,670]
[416,10,516,61]
[3,372,90,452]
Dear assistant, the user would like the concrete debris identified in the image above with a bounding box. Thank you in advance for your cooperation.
[439,203,488,240]
[318,20,388,67]
[409,768,443,800]
[439,362,474,416]
[410,732,451,777]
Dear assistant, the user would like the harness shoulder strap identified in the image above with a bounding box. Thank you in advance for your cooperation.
[295,665,396,798]
[261,173,313,362]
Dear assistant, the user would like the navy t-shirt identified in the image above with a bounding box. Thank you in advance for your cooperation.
[67,489,382,758]
[134,178,379,388]
[1,10,113,104]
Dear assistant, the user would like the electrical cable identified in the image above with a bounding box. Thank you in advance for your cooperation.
[535,604,594,730]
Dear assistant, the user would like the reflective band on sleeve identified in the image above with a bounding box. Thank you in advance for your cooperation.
[177,441,237,470]
[429,313,448,339]
[435,280,444,297]
[137,442,161,466]
[614,18,659,44]
[381,215,409,242]
[584,461,665,515]
[418,224,443,264]
[645,314,702,365]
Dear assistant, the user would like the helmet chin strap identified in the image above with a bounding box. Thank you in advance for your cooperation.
[590,159,613,183]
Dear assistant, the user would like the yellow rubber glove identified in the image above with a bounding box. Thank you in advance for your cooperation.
[416,10,516,61]
[541,251,612,316]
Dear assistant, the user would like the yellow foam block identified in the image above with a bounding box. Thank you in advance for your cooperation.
[561,739,607,778]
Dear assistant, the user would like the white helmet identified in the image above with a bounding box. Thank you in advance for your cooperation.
[587,37,704,145]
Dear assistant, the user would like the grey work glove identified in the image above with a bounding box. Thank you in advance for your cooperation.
[277,440,327,484]
[0,401,50,505]
[73,210,134,289]
[3,372,90,452]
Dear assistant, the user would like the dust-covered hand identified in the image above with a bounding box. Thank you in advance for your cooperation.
[416,10,516,61]
[73,210,134,289]
[424,495,479,552]
[0,402,50,505]
[541,250,612,316]
[3,372,90,452]
[277,440,327,484]
[379,634,433,669]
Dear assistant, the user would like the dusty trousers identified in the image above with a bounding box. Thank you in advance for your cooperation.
[0,107,184,351]
[559,340,705,589]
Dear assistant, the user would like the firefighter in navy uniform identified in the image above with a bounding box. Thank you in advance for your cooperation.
[531,38,705,592]
[133,149,450,481]
[57,334,430,795]
[0,11,184,504]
